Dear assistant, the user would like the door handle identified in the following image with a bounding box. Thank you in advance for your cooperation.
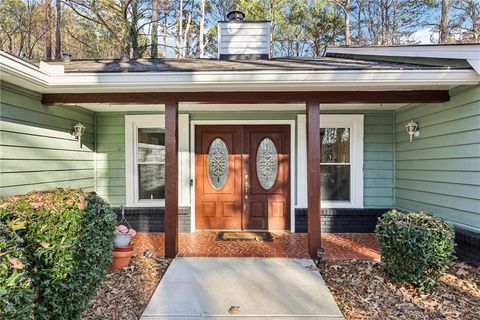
[244,174,249,199]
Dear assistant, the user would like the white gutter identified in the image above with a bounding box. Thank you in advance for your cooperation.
[0,52,50,90]
[326,45,480,74]
[1,51,479,94]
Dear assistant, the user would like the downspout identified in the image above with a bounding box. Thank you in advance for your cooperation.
[392,110,396,209]
[94,112,97,193]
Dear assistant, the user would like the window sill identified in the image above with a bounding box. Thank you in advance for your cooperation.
[321,201,363,209]
[127,201,165,208]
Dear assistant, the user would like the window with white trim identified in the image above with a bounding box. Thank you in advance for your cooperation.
[125,115,165,207]
[320,115,364,208]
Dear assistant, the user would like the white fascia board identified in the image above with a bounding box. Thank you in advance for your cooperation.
[327,45,480,74]
[45,69,479,93]
[0,52,49,91]
[1,50,479,93]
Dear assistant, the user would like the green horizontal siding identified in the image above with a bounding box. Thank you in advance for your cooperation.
[395,85,480,232]
[361,112,395,208]
[95,110,394,208]
[0,82,95,199]
[95,113,127,206]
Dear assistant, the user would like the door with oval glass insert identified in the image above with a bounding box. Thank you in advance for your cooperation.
[195,125,290,231]
[195,126,243,230]
[243,125,290,230]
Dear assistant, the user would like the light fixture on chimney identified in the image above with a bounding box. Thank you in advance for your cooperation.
[73,122,86,147]
[405,120,420,142]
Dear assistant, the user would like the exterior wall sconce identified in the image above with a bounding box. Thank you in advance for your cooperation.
[405,120,420,142]
[73,122,86,147]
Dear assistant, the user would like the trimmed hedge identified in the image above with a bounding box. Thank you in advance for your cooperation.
[0,222,34,319]
[0,189,117,319]
[375,209,455,293]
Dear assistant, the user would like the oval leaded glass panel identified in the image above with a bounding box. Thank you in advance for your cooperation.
[208,138,229,190]
[256,138,278,190]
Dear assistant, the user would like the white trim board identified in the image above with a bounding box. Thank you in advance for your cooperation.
[73,102,407,113]
[125,114,190,208]
[297,114,364,209]
[189,120,297,233]
[125,115,166,207]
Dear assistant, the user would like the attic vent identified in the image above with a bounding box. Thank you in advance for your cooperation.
[218,11,270,60]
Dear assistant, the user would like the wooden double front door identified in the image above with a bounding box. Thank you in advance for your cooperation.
[195,125,290,231]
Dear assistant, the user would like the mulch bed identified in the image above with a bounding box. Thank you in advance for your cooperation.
[82,256,171,320]
[318,260,480,320]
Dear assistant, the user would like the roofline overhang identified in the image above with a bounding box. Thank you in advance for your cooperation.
[326,45,480,74]
[1,51,479,94]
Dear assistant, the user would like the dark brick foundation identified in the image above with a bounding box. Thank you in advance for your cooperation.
[295,208,480,266]
[113,207,191,233]
[295,208,388,233]
[112,206,479,266]
[455,227,480,267]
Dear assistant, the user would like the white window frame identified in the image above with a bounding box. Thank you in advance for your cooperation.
[320,115,364,208]
[125,115,165,207]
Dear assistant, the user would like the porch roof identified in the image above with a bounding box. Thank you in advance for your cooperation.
[1,50,479,97]
[43,56,469,73]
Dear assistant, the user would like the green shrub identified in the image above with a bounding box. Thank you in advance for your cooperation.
[0,221,34,319]
[0,188,117,319]
[375,209,455,293]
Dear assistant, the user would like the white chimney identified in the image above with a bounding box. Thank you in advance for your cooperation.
[218,11,270,60]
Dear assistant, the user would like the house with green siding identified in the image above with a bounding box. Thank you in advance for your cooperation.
[1,16,479,264]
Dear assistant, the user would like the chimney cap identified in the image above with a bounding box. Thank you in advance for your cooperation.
[226,11,245,22]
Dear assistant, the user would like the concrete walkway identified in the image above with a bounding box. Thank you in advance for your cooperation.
[141,258,344,319]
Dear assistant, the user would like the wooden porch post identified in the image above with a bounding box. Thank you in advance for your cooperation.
[165,101,179,258]
[306,101,322,258]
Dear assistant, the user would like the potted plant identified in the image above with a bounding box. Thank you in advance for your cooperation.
[111,207,137,270]
[111,224,137,270]
[114,224,136,247]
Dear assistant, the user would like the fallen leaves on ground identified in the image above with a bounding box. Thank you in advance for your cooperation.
[82,256,171,320]
[318,260,479,320]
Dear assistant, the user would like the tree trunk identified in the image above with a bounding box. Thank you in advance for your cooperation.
[45,1,52,60]
[391,0,398,45]
[182,11,192,58]
[151,0,158,58]
[129,0,140,59]
[440,0,450,43]
[383,0,389,45]
[269,0,274,57]
[164,10,168,57]
[176,0,183,58]
[55,0,61,60]
[199,0,205,58]
[356,0,362,45]
[466,0,478,42]
[344,0,351,45]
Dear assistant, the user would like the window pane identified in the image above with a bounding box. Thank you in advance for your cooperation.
[138,128,165,162]
[138,164,165,200]
[256,138,278,190]
[321,165,350,201]
[208,138,229,190]
[320,128,350,163]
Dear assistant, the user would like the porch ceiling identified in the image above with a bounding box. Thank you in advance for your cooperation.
[75,102,408,112]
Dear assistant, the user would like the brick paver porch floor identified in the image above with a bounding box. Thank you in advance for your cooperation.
[133,232,380,260]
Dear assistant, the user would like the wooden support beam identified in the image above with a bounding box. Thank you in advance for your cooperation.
[42,90,450,105]
[306,101,322,259]
[165,101,179,258]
